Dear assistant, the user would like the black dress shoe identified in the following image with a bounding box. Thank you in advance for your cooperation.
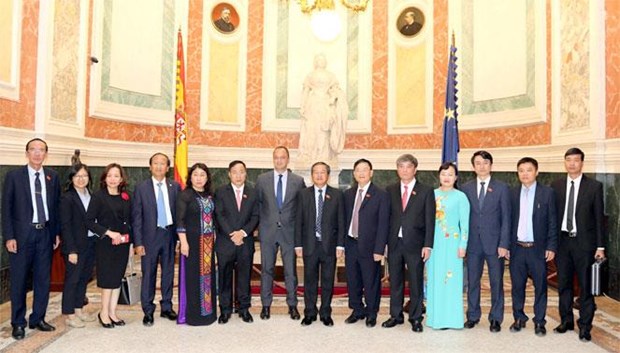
[109,317,125,326]
[365,317,376,328]
[239,310,253,323]
[11,326,25,340]
[345,313,364,324]
[464,319,479,329]
[509,319,526,332]
[288,306,301,320]
[579,327,591,342]
[301,316,316,326]
[143,313,154,327]
[553,322,574,333]
[382,317,404,328]
[29,320,56,332]
[98,314,114,329]
[160,310,178,321]
[321,317,334,327]
[411,321,423,332]
[260,306,271,320]
[218,313,231,324]
[490,320,501,333]
[534,323,546,336]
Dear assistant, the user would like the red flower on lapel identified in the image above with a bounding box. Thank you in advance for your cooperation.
[487,187,493,193]
[325,194,331,200]
[121,192,130,201]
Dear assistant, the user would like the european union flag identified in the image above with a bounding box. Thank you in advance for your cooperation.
[441,43,459,164]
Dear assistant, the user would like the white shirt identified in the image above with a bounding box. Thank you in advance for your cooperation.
[398,179,416,238]
[348,182,371,237]
[28,165,49,223]
[476,176,491,196]
[152,177,173,227]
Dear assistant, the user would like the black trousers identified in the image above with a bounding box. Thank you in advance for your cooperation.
[556,236,596,330]
[217,242,254,314]
[509,246,548,324]
[62,237,96,314]
[345,237,381,319]
[141,227,176,314]
[9,227,53,326]
[302,239,337,318]
[388,239,424,322]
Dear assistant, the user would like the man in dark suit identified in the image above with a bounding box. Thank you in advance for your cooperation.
[214,7,235,33]
[255,146,305,320]
[2,138,61,340]
[214,160,259,324]
[382,154,435,332]
[343,158,390,328]
[508,157,558,336]
[461,150,511,332]
[132,153,181,326]
[400,11,423,36]
[295,162,345,327]
[551,147,605,342]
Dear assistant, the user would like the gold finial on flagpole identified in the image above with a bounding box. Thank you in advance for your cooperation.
[451,30,455,47]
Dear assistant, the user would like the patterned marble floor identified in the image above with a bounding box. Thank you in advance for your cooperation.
[0,264,618,353]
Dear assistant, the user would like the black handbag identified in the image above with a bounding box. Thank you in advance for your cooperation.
[591,257,608,296]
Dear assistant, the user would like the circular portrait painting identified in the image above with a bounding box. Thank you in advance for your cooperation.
[211,3,239,34]
[397,7,425,37]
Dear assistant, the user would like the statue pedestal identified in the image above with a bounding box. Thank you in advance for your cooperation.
[294,168,341,188]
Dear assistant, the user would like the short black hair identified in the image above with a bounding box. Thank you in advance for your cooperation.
[311,161,331,175]
[25,138,48,152]
[228,160,246,171]
[186,163,213,196]
[564,147,585,161]
[353,158,373,170]
[471,150,493,165]
[517,157,538,170]
[149,152,170,167]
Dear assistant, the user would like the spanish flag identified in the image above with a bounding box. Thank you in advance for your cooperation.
[174,29,188,189]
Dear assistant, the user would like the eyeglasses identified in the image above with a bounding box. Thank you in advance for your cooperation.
[73,174,89,179]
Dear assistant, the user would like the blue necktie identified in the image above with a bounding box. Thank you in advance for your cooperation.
[316,189,323,240]
[478,181,486,210]
[34,172,46,223]
[276,174,283,210]
[157,182,167,228]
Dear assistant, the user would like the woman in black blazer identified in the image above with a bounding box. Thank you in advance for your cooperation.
[61,163,97,328]
[85,163,132,328]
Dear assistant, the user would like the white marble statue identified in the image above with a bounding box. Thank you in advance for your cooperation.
[297,54,348,170]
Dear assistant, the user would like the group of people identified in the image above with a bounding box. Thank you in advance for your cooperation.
[3,139,605,344]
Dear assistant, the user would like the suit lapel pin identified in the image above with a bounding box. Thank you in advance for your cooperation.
[46,175,51,181]
[487,187,493,193]
[365,193,371,198]
[411,191,417,196]
[243,194,248,199]
[325,194,331,200]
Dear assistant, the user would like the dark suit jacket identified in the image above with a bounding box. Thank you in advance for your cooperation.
[344,182,390,258]
[255,170,305,246]
[294,185,345,257]
[214,183,259,256]
[2,166,61,243]
[86,189,132,238]
[462,178,511,255]
[131,178,181,247]
[60,188,92,255]
[386,181,435,252]
[551,175,605,251]
[510,183,558,257]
